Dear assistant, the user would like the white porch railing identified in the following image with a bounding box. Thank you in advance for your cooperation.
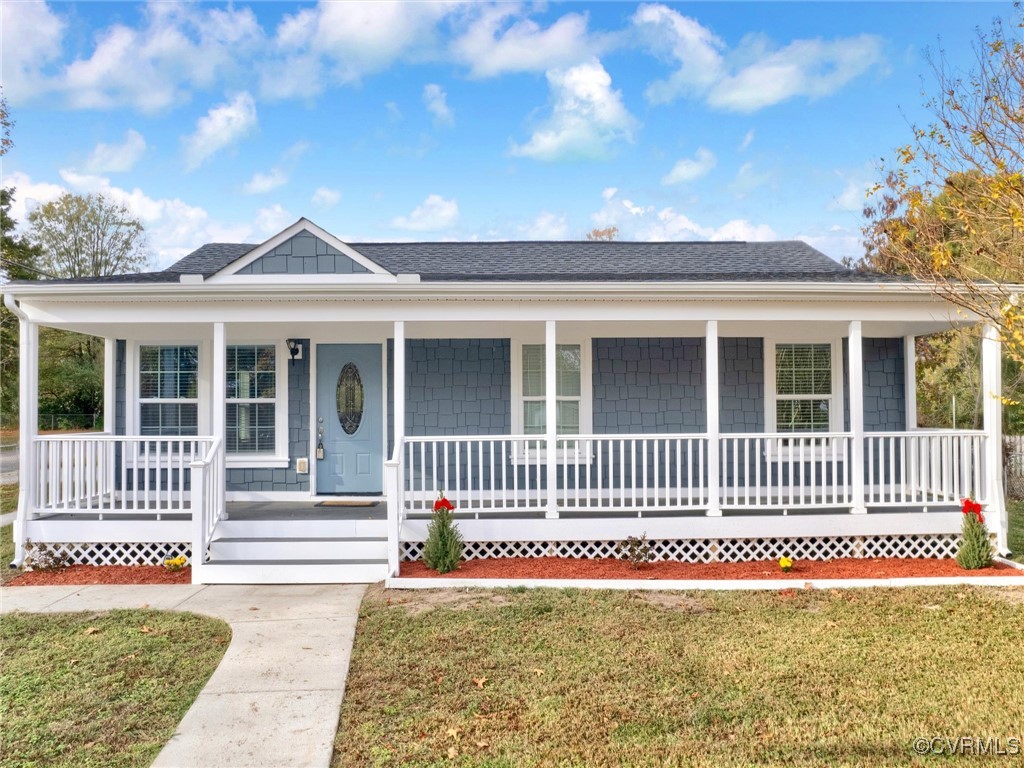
[32,434,215,516]
[397,429,987,515]
[865,430,986,506]
[190,437,225,584]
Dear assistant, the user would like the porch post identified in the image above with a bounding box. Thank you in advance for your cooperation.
[981,324,1007,552]
[103,338,116,433]
[388,321,405,575]
[705,321,721,516]
[212,323,226,518]
[545,320,558,519]
[14,317,38,565]
[393,321,405,449]
[849,321,867,514]
[903,335,917,430]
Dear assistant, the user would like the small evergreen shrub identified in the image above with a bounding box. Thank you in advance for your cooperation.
[22,539,69,571]
[956,498,993,570]
[423,494,463,574]
[618,534,653,570]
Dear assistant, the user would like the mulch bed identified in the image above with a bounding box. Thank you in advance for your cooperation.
[8,565,192,586]
[400,557,1024,581]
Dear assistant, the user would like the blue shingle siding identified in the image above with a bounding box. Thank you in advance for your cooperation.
[235,232,371,275]
[226,338,311,492]
[719,338,764,433]
[842,338,905,432]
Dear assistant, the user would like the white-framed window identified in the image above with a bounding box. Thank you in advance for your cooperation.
[138,345,199,436]
[226,344,277,453]
[511,339,592,462]
[765,339,843,434]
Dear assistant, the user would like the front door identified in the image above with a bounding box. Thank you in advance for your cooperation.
[316,344,383,494]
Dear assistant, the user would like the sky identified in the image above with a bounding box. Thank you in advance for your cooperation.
[0,1,1012,270]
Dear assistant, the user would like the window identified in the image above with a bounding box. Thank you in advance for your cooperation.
[773,343,834,432]
[226,345,277,453]
[516,342,588,435]
[139,346,199,436]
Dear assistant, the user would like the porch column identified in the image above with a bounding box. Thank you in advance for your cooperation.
[212,323,226,517]
[705,321,721,516]
[849,321,867,514]
[545,320,558,519]
[103,338,116,433]
[393,321,405,449]
[14,317,38,565]
[982,324,1007,552]
[904,335,917,430]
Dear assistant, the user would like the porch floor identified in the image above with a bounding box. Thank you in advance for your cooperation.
[226,501,387,521]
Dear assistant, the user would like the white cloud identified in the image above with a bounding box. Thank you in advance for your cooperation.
[795,227,861,261]
[510,59,637,161]
[0,1,66,103]
[661,147,716,185]
[312,186,341,207]
[182,92,258,170]
[452,5,597,78]
[830,178,873,213]
[518,211,569,240]
[85,129,147,173]
[634,3,884,112]
[391,194,459,231]
[61,4,263,112]
[728,162,774,198]
[423,83,454,126]
[243,168,288,194]
[601,187,618,201]
[739,129,755,151]
[589,187,775,242]
[255,203,293,235]
[2,171,66,224]
[385,101,403,122]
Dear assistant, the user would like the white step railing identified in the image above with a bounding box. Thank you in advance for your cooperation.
[865,430,986,506]
[719,433,854,509]
[32,434,215,516]
[190,437,225,584]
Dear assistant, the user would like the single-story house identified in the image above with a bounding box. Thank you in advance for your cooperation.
[3,218,1008,583]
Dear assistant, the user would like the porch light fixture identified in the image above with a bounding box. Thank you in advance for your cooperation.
[285,339,302,366]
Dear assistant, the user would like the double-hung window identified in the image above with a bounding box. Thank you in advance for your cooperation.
[772,342,836,433]
[139,345,199,436]
[226,345,277,453]
[520,343,583,436]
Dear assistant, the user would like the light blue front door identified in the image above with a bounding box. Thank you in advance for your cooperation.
[316,344,383,494]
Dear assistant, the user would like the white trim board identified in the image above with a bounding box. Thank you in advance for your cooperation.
[386,576,1024,591]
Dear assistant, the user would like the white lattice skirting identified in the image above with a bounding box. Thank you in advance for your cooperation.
[401,534,962,563]
[34,542,192,567]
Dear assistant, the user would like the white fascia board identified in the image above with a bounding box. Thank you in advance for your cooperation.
[207,217,392,280]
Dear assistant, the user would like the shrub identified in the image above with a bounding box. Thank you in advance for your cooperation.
[423,494,463,574]
[618,534,653,570]
[22,539,69,572]
[956,498,993,570]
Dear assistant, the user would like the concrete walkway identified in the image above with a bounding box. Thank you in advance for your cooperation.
[0,583,366,768]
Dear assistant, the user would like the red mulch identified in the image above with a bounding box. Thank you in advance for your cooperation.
[400,557,1024,581]
[8,565,192,586]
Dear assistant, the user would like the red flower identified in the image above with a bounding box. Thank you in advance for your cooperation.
[433,495,454,512]
[960,498,984,524]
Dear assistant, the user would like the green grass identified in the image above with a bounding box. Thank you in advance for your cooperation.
[1007,498,1024,563]
[1,610,230,768]
[1,482,17,515]
[335,586,1024,767]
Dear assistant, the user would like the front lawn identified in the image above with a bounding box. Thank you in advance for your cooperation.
[336,586,1024,767]
[1008,498,1024,563]
[1,610,229,768]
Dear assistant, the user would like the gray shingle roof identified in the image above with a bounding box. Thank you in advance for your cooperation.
[10,239,901,285]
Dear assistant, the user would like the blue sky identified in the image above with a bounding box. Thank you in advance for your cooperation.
[0,1,1009,269]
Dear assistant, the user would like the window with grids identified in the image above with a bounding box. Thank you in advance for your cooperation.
[226,345,277,453]
[521,344,581,435]
[139,346,199,436]
[775,343,832,432]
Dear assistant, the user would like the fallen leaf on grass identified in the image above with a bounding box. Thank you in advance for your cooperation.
[532,668,544,676]
[140,625,157,634]
[84,627,100,635]
[447,747,458,758]
[473,676,488,689]
[446,727,461,739]
[476,740,489,748]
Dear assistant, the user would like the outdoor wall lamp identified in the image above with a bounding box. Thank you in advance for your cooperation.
[285,339,303,366]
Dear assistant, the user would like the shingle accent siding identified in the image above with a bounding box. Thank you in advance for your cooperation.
[235,232,371,275]
[720,338,764,433]
[226,338,311,492]
[842,338,905,432]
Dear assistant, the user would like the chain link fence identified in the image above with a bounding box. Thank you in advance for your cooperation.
[1005,436,1024,499]
[37,413,103,432]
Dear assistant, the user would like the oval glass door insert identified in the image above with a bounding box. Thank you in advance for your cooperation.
[336,362,364,435]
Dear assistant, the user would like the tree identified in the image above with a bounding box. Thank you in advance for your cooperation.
[586,226,619,241]
[28,193,149,278]
[862,6,1024,362]
[0,86,12,157]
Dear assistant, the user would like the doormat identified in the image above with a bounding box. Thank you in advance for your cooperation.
[315,500,381,508]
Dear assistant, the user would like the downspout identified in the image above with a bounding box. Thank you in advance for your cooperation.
[3,293,30,567]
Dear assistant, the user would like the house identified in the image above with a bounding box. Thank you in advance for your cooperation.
[3,218,1009,583]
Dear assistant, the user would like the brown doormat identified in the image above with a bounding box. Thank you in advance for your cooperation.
[314,500,381,508]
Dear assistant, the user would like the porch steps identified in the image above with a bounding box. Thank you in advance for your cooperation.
[216,519,386,539]
[198,561,389,584]
[208,536,387,561]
